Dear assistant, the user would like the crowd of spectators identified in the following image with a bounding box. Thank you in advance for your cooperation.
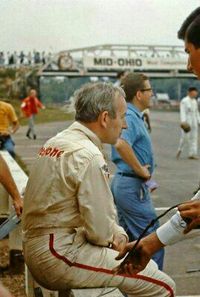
[0,51,53,66]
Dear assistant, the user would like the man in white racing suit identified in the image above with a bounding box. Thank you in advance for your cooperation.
[22,82,175,297]
[176,87,200,159]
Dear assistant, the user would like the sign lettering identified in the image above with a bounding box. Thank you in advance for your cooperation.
[83,56,187,70]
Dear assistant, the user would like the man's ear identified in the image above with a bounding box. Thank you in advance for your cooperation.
[135,90,142,102]
[99,110,109,128]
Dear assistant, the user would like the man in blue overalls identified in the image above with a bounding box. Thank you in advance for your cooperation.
[111,72,164,270]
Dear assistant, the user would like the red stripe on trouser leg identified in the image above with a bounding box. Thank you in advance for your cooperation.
[49,234,174,297]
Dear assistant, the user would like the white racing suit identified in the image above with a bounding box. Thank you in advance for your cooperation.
[22,121,175,296]
[178,96,200,157]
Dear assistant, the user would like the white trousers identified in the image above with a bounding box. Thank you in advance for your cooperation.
[178,126,198,157]
[28,115,36,136]
[23,232,175,297]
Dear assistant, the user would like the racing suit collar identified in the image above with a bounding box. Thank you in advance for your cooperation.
[69,121,104,152]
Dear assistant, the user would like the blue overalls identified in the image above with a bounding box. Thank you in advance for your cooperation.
[111,103,164,270]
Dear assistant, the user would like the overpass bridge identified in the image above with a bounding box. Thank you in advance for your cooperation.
[38,44,194,79]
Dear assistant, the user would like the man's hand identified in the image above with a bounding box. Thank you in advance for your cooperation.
[180,122,191,133]
[113,241,151,275]
[112,234,128,253]
[13,197,23,217]
[178,200,200,233]
[137,164,151,180]
[183,217,200,234]
[113,233,164,276]
[114,139,151,180]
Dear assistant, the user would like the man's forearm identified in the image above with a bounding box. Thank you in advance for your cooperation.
[114,232,165,275]
[115,139,149,178]
[140,232,165,256]
[0,156,21,202]
[11,122,19,134]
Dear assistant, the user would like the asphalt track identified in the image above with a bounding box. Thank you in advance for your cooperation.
[13,110,200,295]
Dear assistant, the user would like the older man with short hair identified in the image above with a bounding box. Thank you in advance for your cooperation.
[22,82,175,297]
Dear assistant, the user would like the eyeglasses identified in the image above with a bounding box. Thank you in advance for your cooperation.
[140,88,153,92]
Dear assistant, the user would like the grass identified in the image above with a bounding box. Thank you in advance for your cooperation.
[7,99,75,125]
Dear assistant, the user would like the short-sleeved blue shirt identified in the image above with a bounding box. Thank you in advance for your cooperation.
[111,103,154,175]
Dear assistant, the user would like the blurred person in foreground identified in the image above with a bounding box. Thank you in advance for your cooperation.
[176,87,200,160]
[22,83,175,297]
[21,89,45,140]
[0,155,23,297]
[114,6,200,276]
[0,100,19,158]
[0,155,23,216]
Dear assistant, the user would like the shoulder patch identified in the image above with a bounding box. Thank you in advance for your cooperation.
[101,164,110,179]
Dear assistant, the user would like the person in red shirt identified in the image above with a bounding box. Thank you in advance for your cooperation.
[21,89,45,139]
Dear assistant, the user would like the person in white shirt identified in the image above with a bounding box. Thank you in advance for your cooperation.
[176,87,200,159]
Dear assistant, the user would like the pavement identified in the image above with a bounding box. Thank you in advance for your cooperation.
[12,111,200,295]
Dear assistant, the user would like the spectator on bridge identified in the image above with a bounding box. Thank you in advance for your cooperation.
[176,87,200,160]
[19,51,25,64]
[0,52,5,65]
[8,53,14,65]
[0,100,19,158]
[27,52,32,65]
[22,82,175,297]
[111,73,164,270]
[114,6,200,276]
[46,51,52,63]
[34,51,41,64]
[41,51,46,64]
[13,51,18,65]
[21,89,45,140]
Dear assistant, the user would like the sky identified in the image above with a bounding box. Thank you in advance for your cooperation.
[1,0,200,53]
